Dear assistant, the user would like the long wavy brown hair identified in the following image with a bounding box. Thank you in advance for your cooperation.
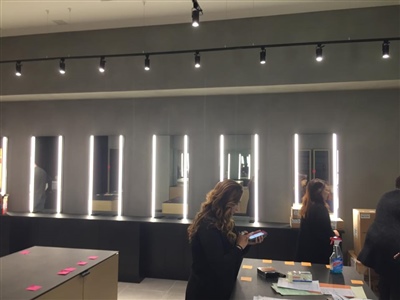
[300,178,330,218]
[188,179,243,244]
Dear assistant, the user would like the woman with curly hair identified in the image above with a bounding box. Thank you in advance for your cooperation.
[185,179,265,300]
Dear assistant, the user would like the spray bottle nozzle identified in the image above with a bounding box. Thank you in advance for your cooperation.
[330,236,342,245]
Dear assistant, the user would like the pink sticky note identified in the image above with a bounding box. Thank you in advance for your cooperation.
[88,256,98,260]
[57,270,70,275]
[64,267,76,272]
[20,250,30,255]
[26,285,42,291]
[77,261,88,266]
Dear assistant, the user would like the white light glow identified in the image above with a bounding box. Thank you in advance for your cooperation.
[294,134,299,205]
[228,153,231,179]
[88,135,94,215]
[118,135,124,217]
[332,133,339,218]
[183,135,189,220]
[56,136,63,214]
[181,153,184,178]
[248,154,251,179]
[238,153,242,180]
[254,134,259,223]
[316,56,323,62]
[151,135,156,218]
[29,136,36,213]
[220,135,224,182]
[1,137,8,195]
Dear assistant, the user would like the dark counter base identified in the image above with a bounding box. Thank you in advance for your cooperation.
[0,214,300,282]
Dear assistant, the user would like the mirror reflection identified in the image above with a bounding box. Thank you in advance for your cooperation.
[32,136,59,213]
[298,133,333,212]
[221,135,253,216]
[154,135,189,218]
[91,135,123,216]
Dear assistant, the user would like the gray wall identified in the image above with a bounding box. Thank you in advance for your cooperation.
[0,6,399,252]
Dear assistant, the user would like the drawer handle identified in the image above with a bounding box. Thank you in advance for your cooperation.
[81,270,91,277]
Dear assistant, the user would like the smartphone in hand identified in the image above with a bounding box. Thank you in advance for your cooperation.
[248,230,268,240]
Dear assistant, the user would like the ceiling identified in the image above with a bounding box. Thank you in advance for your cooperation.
[0,0,398,37]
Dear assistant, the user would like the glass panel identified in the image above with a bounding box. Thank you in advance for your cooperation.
[222,135,252,216]
[155,135,188,218]
[33,136,58,213]
[298,134,333,212]
[91,135,121,216]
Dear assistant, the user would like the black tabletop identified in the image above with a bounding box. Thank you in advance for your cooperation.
[231,258,377,300]
[0,246,118,300]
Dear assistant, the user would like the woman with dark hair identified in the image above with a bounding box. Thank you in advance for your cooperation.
[295,179,339,264]
[185,179,265,300]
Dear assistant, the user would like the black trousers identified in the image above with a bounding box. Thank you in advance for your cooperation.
[378,273,400,300]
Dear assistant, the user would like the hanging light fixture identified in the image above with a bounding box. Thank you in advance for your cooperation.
[59,58,66,74]
[15,61,22,76]
[316,44,324,62]
[194,52,201,68]
[144,55,150,71]
[99,56,106,73]
[192,0,203,27]
[260,48,266,64]
[382,40,390,59]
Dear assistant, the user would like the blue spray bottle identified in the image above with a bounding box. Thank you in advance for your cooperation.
[329,236,343,274]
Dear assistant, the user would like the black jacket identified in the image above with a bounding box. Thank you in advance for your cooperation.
[358,189,400,275]
[185,220,247,300]
[295,202,335,265]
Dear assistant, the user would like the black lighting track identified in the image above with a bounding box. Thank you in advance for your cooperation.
[1,37,399,64]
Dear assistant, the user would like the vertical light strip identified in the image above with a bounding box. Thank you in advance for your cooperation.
[180,153,184,177]
[332,133,339,218]
[227,153,231,179]
[294,134,299,205]
[238,153,241,180]
[220,135,224,182]
[29,136,36,213]
[118,135,124,217]
[254,134,259,223]
[248,154,251,178]
[88,135,94,215]
[183,135,188,220]
[56,136,63,214]
[1,137,8,195]
[151,135,156,218]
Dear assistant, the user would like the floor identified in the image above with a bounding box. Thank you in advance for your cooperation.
[118,278,187,300]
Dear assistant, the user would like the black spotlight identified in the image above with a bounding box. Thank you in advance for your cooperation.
[316,44,324,62]
[99,56,106,73]
[59,58,66,74]
[194,52,201,68]
[382,40,390,59]
[192,0,203,27]
[260,48,266,64]
[16,61,22,76]
[144,55,150,71]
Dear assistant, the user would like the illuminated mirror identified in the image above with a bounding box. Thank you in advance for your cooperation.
[294,133,339,217]
[220,134,259,222]
[89,135,124,216]
[29,136,63,214]
[152,135,189,219]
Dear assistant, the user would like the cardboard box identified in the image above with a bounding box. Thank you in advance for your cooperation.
[291,205,302,219]
[353,209,376,255]
[330,217,344,231]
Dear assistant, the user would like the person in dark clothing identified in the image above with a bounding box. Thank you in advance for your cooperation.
[185,179,265,300]
[358,189,400,300]
[295,178,339,264]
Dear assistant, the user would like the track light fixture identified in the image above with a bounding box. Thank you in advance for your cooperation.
[194,52,201,68]
[260,48,266,64]
[59,58,66,74]
[382,40,390,59]
[144,55,150,71]
[192,0,203,27]
[99,56,106,73]
[15,61,22,76]
[316,44,324,62]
